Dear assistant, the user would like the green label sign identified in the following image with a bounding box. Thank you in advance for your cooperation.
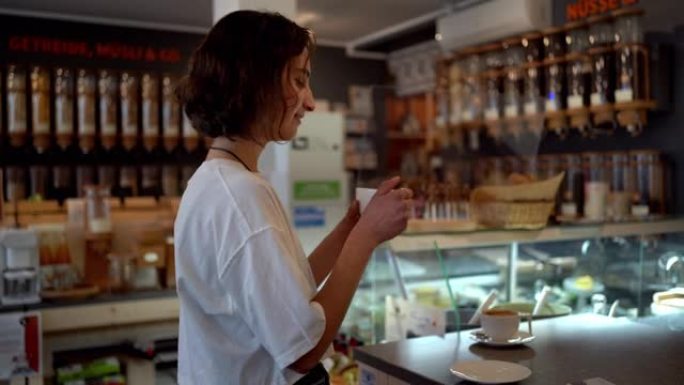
[294,180,341,201]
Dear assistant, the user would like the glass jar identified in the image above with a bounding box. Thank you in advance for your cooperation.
[522,32,543,63]
[565,22,591,111]
[588,15,614,48]
[77,70,97,150]
[461,50,484,122]
[542,27,566,59]
[162,75,181,151]
[583,153,609,221]
[142,73,160,149]
[566,22,590,54]
[522,63,543,116]
[84,185,112,234]
[561,153,584,218]
[616,45,646,103]
[614,9,644,44]
[607,152,631,192]
[31,66,51,150]
[482,45,503,121]
[448,59,465,125]
[120,72,139,149]
[630,150,664,216]
[6,65,28,145]
[55,68,74,148]
[98,70,118,148]
[589,46,615,107]
[544,58,566,113]
[503,38,524,118]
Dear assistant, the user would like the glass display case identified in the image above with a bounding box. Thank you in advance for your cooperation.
[342,218,684,344]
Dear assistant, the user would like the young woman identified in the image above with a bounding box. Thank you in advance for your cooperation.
[174,10,412,385]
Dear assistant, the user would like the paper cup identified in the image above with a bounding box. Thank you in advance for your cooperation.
[356,187,377,213]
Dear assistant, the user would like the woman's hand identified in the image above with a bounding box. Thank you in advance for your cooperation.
[355,176,412,245]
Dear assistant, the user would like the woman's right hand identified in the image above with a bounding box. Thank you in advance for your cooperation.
[355,176,412,245]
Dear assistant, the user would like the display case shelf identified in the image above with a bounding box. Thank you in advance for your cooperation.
[388,217,684,252]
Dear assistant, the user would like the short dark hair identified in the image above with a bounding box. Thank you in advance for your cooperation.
[177,10,314,141]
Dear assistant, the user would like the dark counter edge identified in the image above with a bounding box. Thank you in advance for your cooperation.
[353,346,444,385]
[0,289,178,313]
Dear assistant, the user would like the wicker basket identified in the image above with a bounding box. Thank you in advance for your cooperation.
[470,172,564,229]
[471,201,556,230]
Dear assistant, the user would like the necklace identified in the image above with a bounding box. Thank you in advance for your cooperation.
[209,146,253,172]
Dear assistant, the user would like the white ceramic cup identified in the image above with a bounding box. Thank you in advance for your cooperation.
[480,310,521,341]
[356,187,377,213]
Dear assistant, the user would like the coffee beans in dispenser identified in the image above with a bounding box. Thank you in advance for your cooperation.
[503,37,525,136]
[461,47,484,151]
[6,64,28,148]
[613,8,652,136]
[55,68,74,149]
[31,66,51,152]
[482,44,504,140]
[587,14,617,132]
[521,33,545,134]
[98,70,118,150]
[565,21,592,134]
[542,27,568,137]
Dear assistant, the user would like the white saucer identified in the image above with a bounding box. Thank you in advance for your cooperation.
[450,360,532,384]
[469,330,535,346]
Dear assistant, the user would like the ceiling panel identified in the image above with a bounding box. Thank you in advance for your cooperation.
[0,0,213,30]
[297,0,444,43]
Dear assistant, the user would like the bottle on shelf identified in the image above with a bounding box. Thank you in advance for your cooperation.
[55,68,74,150]
[140,73,162,198]
[120,71,139,151]
[7,65,28,149]
[76,70,98,195]
[98,70,118,151]
[31,66,51,152]
[161,75,181,197]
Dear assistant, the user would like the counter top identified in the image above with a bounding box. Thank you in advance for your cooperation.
[389,217,684,252]
[0,288,177,313]
[353,314,684,384]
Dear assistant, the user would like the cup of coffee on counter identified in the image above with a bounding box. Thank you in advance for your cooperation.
[480,309,524,341]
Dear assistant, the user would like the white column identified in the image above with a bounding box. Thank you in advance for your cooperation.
[212,0,296,22]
